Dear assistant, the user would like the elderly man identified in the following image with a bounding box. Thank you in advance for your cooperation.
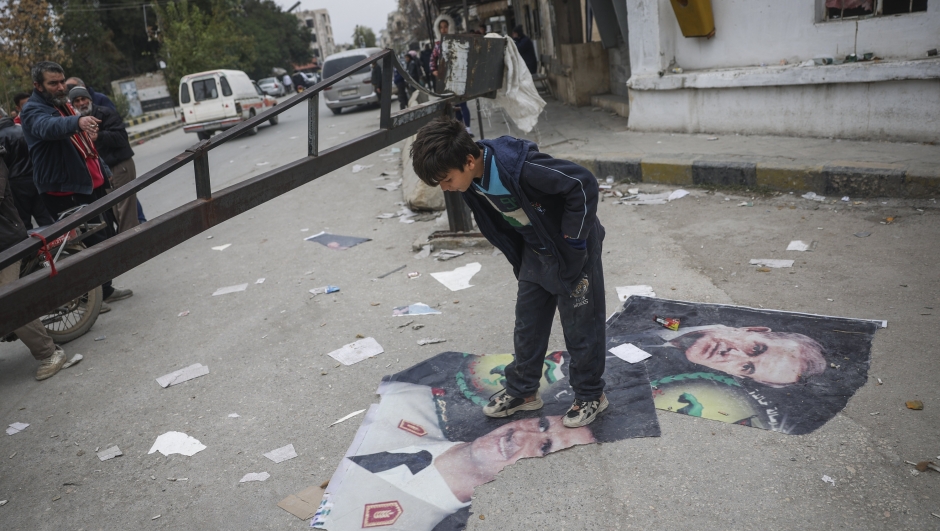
[20,61,132,310]
[65,77,115,111]
[70,86,139,233]
[0,107,54,229]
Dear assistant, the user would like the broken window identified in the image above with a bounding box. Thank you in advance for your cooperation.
[825,0,926,20]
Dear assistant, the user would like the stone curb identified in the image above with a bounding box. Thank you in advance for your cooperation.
[556,153,939,198]
[128,121,183,144]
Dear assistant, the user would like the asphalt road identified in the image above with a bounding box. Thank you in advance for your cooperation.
[1,96,938,530]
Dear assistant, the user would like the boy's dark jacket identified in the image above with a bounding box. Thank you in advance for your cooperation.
[462,137,604,294]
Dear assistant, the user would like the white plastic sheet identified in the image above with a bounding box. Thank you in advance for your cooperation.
[483,35,546,133]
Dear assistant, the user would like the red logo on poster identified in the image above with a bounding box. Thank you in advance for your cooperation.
[362,501,403,527]
[397,419,427,437]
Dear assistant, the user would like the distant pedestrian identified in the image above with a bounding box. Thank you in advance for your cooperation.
[371,61,383,97]
[394,64,408,111]
[65,77,116,111]
[0,156,69,381]
[20,61,133,311]
[292,72,306,92]
[0,107,54,229]
[70,86,140,234]
[511,26,538,74]
[420,44,433,87]
[282,73,293,94]
[12,92,31,125]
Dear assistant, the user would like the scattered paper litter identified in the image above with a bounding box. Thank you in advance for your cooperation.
[62,353,83,369]
[627,188,639,194]
[414,244,432,259]
[309,285,340,296]
[749,259,794,268]
[620,192,670,205]
[178,310,190,317]
[390,147,401,154]
[616,285,656,302]
[264,444,298,464]
[327,337,384,365]
[329,409,366,427]
[392,303,441,316]
[417,338,447,346]
[802,192,826,202]
[821,475,836,486]
[156,363,209,388]
[376,213,396,219]
[228,413,240,418]
[6,422,28,436]
[668,189,689,201]
[609,343,652,363]
[399,216,414,224]
[278,486,322,520]
[96,445,123,461]
[0,500,6,506]
[148,431,206,457]
[431,262,481,291]
[376,179,402,192]
[854,232,871,238]
[305,232,371,250]
[255,278,265,284]
[407,271,421,279]
[434,250,465,261]
[786,240,816,252]
[841,196,850,202]
[351,164,373,173]
[212,283,248,296]
[240,472,270,483]
[211,244,231,251]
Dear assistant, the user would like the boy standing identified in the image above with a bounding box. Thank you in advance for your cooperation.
[411,118,608,427]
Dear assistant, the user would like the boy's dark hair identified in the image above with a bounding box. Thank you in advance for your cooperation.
[410,117,481,187]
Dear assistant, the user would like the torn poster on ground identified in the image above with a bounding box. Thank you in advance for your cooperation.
[313,350,659,530]
[430,262,481,291]
[305,232,371,250]
[156,363,209,388]
[605,296,881,434]
[328,337,384,366]
[148,431,206,457]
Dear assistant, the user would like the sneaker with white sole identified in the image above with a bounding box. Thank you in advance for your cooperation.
[36,347,66,381]
[563,394,609,428]
[482,389,543,418]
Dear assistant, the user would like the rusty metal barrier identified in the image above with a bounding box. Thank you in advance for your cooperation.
[0,38,505,337]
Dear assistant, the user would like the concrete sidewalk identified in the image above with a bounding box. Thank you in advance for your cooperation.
[480,99,940,198]
[126,109,183,143]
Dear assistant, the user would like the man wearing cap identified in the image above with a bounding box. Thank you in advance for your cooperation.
[20,61,132,309]
[70,86,139,234]
[65,77,116,111]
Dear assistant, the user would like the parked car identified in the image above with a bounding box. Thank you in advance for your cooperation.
[322,47,383,115]
[258,77,286,97]
[179,69,276,141]
[252,81,279,123]
[301,72,319,85]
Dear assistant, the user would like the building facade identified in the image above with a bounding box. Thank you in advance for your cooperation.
[296,9,336,61]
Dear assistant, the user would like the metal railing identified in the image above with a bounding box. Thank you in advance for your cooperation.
[0,39,505,337]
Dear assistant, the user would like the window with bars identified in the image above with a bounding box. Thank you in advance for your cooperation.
[825,0,927,20]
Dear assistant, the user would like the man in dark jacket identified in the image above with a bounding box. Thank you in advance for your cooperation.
[70,86,139,234]
[371,61,383,98]
[0,109,54,229]
[0,154,70,381]
[65,77,116,111]
[410,118,608,428]
[511,25,538,74]
[420,44,433,87]
[20,61,132,307]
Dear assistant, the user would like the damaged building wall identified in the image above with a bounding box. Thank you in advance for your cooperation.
[624,0,940,142]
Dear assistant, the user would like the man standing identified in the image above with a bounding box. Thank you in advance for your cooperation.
[0,154,69,380]
[65,77,115,111]
[511,26,538,74]
[420,44,433,87]
[12,92,31,125]
[0,108,54,229]
[282,73,293,94]
[20,61,132,309]
[70,86,139,234]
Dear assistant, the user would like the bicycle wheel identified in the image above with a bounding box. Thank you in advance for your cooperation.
[27,247,104,343]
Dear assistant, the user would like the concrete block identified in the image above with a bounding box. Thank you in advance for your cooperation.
[691,161,756,187]
[823,165,906,198]
[596,158,642,182]
[640,158,693,185]
[756,164,826,194]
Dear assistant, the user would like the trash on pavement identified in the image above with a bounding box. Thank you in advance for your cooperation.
[211,244,231,251]
[906,400,924,410]
[653,315,680,331]
[309,286,340,296]
[327,337,384,365]
[434,250,465,261]
[738,201,753,207]
[156,363,209,388]
[749,259,794,268]
[417,338,447,346]
[351,164,373,173]
[757,267,772,273]
[264,444,298,464]
[376,265,407,279]
[616,285,656,301]
[390,147,401,154]
[330,409,366,427]
[854,232,871,238]
[62,353,83,369]
[278,485,322,520]
[841,196,850,202]
[915,461,940,473]
[6,422,28,436]
[414,244,432,259]
[627,188,639,194]
[407,271,421,279]
[668,189,690,201]
[96,446,122,461]
[256,278,265,284]
[376,213,396,219]
[376,179,402,192]
[94,336,106,341]
[802,192,826,202]
[609,343,652,363]
[431,262,481,291]
[397,320,414,329]
[786,240,817,251]
[393,303,441,316]
[305,232,371,250]
[239,472,270,483]
[212,283,248,296]
[228,413,240,418]
[148,431,206,457]
[821,475,836,486]
[178,310,190,317]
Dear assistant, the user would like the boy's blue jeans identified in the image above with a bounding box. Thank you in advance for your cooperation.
[505,244,606,402]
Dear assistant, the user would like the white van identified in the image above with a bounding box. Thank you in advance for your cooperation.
[322,48,383,115]
[179,69,277,140]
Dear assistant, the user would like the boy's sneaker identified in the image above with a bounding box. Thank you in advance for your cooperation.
[482,390,543,418]
[563,394,609,428]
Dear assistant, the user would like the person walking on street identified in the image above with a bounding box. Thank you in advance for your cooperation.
[0,108,54,229]
[394,63,409,111]
[371,61,383,98]
[420,44,433,87]
[70,87,140,234]
[0,155,71,381]
[65,77,115,111]
[511,26,539,75]
[282,73,293,94]
[20,61,133,311]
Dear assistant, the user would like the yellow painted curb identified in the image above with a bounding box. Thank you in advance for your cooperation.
[640,159,693,185]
